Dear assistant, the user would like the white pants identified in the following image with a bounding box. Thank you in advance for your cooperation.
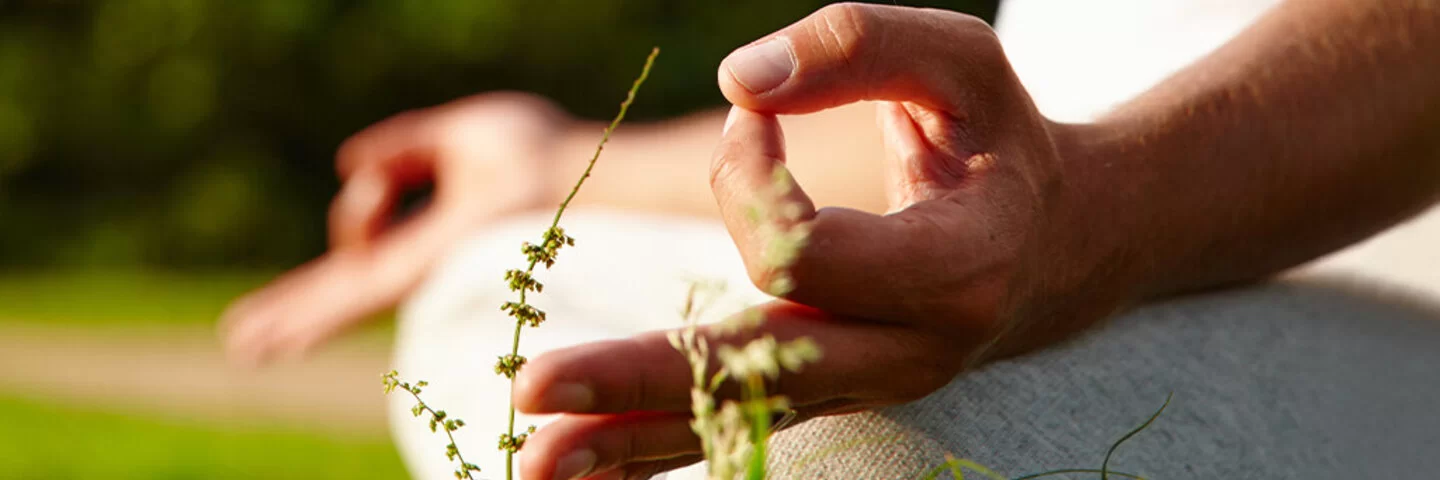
[390,208,1440,479]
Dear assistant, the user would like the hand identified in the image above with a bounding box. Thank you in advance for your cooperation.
[221,92,572,366]
[511,4,1137,478]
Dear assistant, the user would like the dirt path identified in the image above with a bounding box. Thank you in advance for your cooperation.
[0,322,392,436]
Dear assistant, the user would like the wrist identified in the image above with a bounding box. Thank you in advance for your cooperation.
[1046,120,1158,307]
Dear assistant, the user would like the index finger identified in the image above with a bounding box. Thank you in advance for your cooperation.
[710,107,815,295]
[711,107,940,321]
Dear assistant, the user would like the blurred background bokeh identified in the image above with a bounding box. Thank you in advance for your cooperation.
[0,0,993,478]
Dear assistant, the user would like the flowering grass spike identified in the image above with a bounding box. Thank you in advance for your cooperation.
[381,47,658,480]
[493,47,658,480]
[382,371,481,479]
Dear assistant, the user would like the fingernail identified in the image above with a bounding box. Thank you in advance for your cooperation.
[545,383,595,412]
[722,106,740,136]
[725,38,795,94]
[552,449,596,480]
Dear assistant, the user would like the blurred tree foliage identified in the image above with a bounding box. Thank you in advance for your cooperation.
[0,0,995,269]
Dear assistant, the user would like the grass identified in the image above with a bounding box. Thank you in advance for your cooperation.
[0,269,395,335]
[0,269,275,326]
[0,270,404,476]
[0,394,408,479]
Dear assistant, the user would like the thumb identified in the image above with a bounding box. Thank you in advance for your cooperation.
[718,3,1012,116]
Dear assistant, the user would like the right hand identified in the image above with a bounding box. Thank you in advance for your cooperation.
[513,4,1141,477]
[221,92,573,366]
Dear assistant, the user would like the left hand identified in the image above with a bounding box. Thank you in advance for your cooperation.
[220,93,574,366]
[511,4,1139,479]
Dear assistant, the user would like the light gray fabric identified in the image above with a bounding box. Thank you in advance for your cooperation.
[768,276,1440,479]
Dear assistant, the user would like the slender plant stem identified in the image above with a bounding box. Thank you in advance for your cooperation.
[1011,469,1146,480]
[503,46,659,480]
[745,374,770,480]
[1101,392,1171,480]
[400,388,476,479]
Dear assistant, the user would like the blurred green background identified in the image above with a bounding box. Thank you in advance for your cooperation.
[0,0,995,269]
[0,0,994,478]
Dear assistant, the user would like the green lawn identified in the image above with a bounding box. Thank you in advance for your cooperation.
[0,395,408,479]
[0,270,404,477]
[0,269,275,326]
[0,269,395,333]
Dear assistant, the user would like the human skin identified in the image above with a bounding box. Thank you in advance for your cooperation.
[217,0,1440,478]
[509,1,1440,479]
[218,98,888,366]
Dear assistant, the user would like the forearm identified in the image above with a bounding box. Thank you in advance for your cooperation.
[1072,0,1440,298]
[555,102,888,219]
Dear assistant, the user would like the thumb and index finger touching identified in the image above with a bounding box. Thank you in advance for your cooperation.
[221,113,471,366]
[712,3,1002,321]
[518,5,1006,416]
[227,4,1002,379]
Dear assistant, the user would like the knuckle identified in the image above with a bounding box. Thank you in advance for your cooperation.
[741,224,809,299]
[743,261,788,298]
[707,145,743,191]
[921,8,994,40]
[813,2,878,64]
[337,109,426,168]
[944,12,1005,65]
[943,9,992,31]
